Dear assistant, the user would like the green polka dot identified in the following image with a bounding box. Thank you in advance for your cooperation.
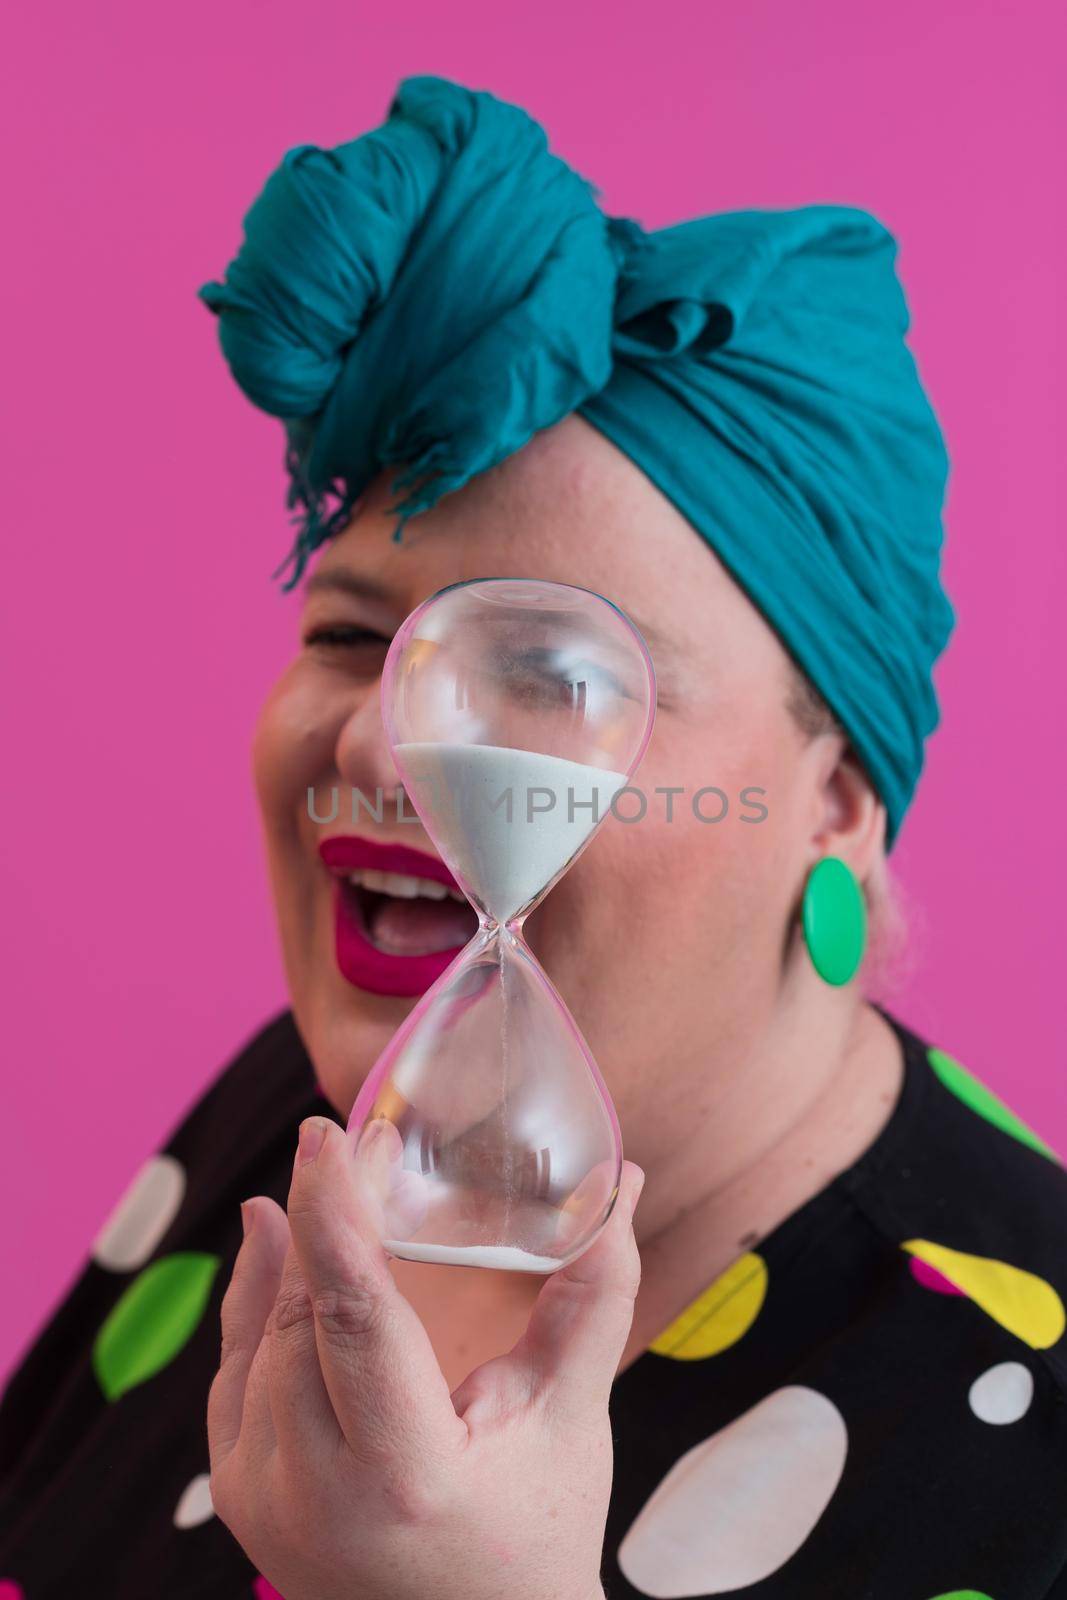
[928,1046,1058,1163]
[92,1251,221,1400]
[925,1592,996,1599]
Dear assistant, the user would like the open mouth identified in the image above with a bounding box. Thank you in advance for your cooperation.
[341,868,478,957]
[319,837,480,998]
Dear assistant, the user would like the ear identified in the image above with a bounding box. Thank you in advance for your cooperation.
[809,740,887,881]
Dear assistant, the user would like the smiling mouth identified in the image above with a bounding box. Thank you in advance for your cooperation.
[341,867,478,956]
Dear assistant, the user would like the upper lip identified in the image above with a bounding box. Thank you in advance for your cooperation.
[318,835,460,892]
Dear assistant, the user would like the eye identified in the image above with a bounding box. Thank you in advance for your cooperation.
[502,647,634,706]
[303,624,387,651]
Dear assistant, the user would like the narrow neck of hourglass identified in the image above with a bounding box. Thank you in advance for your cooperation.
[475,909,531,940]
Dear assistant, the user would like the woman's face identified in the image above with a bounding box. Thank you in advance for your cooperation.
[253,416,826,1170]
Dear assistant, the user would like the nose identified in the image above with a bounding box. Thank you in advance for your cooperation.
[334,680,406,824]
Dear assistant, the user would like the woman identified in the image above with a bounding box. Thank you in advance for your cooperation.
[2,74,1066,1600]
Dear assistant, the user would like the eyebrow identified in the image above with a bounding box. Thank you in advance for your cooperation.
[631,615,671,653]
[302,570,397,605]
[622,613,678,677]
[303,569,676,676]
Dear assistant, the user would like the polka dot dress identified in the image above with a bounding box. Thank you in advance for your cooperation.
[604,1014,1067,1598]
[2,1009,1067,1597]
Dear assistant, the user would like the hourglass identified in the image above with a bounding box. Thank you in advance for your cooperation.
[346,578,656,1272]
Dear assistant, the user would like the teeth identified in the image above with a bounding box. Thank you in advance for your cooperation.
[415,879,448,901]
[346,868,460,902]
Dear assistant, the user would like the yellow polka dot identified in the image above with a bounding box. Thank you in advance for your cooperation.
[649,1253,768,1360]
[902,1240,1065,1350]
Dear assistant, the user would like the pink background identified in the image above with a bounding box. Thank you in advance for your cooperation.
[2,0,1064,1381]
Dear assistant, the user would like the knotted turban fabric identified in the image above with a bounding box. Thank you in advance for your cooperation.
[198,74,955,844]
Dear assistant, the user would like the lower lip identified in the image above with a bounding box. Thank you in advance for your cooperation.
[332,882,469,998]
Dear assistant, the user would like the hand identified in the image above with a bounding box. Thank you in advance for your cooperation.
[207,1115,645,1600]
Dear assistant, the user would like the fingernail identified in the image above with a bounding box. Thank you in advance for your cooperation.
[240,1199,256,1238]
[297,1117,330,1166]
[628,1169,646,1219]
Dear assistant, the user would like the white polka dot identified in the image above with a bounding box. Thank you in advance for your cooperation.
[617,1385,848,1598]
[92,1154,186,1271]
[968,1360,1034,1425]
[174,1471,215,1529]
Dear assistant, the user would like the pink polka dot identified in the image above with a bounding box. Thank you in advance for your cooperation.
[253,1580,286,1600]
[909,1256,964,1295]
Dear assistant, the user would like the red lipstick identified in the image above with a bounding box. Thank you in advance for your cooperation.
[319,836,476,998]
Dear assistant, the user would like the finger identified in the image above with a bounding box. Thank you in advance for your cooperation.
[264,1238,345,1462]
[517,1161,645,1427]
[287,1116,465,1469]
[207,1195,289,1471]
[356,1116,430,1238]
[215,1197,290,1464]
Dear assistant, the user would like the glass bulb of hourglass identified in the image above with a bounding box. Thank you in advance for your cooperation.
[346,578,656,1273]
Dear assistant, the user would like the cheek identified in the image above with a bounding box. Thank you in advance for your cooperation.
[608,808,771,948]
[534,734,799,1000]
[251,663,347,834]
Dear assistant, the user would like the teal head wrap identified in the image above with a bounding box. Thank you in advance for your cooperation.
[198,74,954,844]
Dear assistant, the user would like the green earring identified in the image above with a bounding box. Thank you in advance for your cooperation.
[801,856,867,986]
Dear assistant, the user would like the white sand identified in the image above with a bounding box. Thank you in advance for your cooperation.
[383,1240,562,1272]
[397,742,627,922]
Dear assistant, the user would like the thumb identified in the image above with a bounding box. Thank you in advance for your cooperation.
[519,1161,646,1426]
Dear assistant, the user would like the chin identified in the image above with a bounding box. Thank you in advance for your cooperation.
[294,981,409,1121]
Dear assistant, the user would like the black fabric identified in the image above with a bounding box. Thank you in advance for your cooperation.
[2,1006,1066,1597]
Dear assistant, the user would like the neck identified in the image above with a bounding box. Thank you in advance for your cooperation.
[619,942,904,1368]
